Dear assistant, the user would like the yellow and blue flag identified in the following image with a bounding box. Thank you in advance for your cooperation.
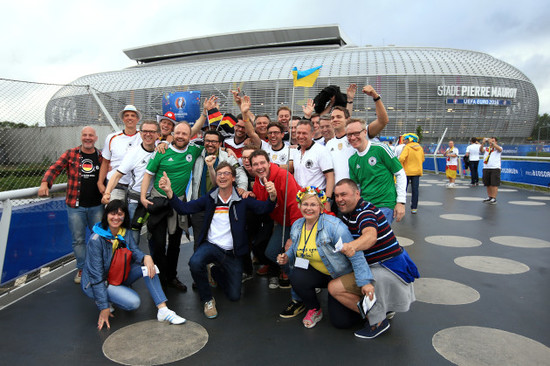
[292,66,322,87]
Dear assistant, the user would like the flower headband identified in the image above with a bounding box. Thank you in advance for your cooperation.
[296,186,328,204]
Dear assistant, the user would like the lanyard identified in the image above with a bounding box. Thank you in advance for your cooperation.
[299,219,318,258]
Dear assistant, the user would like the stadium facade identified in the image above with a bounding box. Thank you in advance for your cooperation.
[46,25,539,142]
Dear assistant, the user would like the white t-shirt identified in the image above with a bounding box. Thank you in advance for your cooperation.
[102,130,142,184]
[466,144,480,161]
[290,141,333,189]
[207,195,233,250]
[394,143,405,158]
[117,143,154,197]
[326,135,356,183]
[445,147,459,166]
[482,147,502,169]
[262,142,291,166]
[313,136,325,146]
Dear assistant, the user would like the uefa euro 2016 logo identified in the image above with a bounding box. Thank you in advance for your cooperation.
[175,97,186,110]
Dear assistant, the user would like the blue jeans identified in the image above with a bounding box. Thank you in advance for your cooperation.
[406,176,420,210]
[83,263,167,311]
[469,161,479,184]
[379,207,394,225]
[189,241,243,303]
[67,205,104,269]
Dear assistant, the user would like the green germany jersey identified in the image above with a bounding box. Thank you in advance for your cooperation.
[349,142,403,209]
[146,143,203,197]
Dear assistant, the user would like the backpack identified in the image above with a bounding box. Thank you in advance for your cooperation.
[107,239,132,286]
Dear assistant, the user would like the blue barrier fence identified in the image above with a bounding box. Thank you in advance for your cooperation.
[423,144,550,156]
[0,198,74,284]
[424,158,550,187]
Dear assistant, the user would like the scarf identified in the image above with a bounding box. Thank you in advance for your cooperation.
[92,222,127,253]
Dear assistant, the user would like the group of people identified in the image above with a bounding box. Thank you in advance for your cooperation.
[40,83,420,339]
[444,137,503,204]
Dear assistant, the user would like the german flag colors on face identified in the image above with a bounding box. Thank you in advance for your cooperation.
[207,108,223,125]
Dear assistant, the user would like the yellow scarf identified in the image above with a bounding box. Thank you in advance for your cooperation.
[111,228,127,253]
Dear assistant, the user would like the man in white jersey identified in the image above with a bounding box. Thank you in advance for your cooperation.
[465,137,481,186]
[444,140,459,187]
[98,105,142,200]
[290,120,334,211]
[480,137,503,204]
[102,120,159,243]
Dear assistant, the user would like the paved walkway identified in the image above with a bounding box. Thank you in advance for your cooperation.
[1,173,549,365]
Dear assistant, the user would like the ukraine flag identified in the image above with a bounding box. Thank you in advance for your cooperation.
[292,66,322,87]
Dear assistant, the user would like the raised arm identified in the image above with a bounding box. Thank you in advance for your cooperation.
[240,96,262,147]
[362,85,388,138]
[346,83,357,117]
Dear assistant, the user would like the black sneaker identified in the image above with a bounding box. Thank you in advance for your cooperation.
[488,198,497,205]
[279,300,305,318]
[482,197,492,203]
[278,273,291,289]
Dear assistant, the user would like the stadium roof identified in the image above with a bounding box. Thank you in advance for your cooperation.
[123,25,352,63]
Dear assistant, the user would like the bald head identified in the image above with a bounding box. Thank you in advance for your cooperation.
[80,126,98,153]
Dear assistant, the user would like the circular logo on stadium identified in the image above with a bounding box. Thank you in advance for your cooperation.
[81,158,95,173]
[186,154,193,162]
[368,157,377,166]
[305,159,314,169]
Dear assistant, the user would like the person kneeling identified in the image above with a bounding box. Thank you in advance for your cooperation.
[277,186,374,329]
[81,200,185,330]
[160,160,277,319]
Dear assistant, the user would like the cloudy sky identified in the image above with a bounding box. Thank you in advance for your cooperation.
[2,0,549,114]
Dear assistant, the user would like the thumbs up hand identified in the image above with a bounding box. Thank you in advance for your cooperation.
[158,171,173,198]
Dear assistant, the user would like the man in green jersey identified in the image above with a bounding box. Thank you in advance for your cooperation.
[347,118,406,224]
[140,122,205,291]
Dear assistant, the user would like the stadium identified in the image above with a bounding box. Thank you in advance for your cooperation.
[46,25,539,143]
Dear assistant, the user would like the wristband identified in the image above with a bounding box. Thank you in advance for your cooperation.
[373,95,381,102]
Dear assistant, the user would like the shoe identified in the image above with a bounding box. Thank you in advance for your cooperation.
[207,264,217,288]
[74,269,82,284]
[279,300,305,318]
[168,278,188,292]
[256,265,270,276]
[411,209,417,214]
[268,276,279,289]
[241,273,253,283]
[488,198,497,205]
[386,311,396,320]
[302,308,323,328]
[157,308,186,325]
[354,319,390,339]
[204,298,218,319]
[482,197,492,203]
[278,272,291,289]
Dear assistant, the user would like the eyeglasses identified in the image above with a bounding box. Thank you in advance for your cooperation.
[204,139,220,144]
[141,130,158,135]
[241,156,251,161]
[346,129,365,139]
[267,131,281,135]
[216,171,232,177]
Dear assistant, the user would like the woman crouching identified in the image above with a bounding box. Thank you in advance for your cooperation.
[277,187,374,328]
[81,200,185,329]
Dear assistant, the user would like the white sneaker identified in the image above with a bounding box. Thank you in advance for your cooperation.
[157,308,186,324]
[268,276,279,289]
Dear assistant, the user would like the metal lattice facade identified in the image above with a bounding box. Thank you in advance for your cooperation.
[46,44,539,141]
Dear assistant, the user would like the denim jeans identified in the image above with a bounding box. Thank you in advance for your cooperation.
[67,204,104,269]
[469,161,480,184]
[379,207,394,225]
[406,176,420,210]
[188,241,243,303]
[82,263,167,311]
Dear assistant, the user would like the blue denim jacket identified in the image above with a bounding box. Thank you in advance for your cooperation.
[286,214,374,287]
[81,223,145,310]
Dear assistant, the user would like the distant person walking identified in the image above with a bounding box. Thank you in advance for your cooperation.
[480,137,503,204]
[399,133,424,214]
[465,137,480,186]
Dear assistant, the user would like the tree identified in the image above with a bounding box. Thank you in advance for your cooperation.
[415,125,423,143]
[531,113,550,141]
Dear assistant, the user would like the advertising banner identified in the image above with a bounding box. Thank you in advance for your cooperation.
[162,91,201,125]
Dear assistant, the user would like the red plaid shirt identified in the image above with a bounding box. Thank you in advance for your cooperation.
[41,146,103,208]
